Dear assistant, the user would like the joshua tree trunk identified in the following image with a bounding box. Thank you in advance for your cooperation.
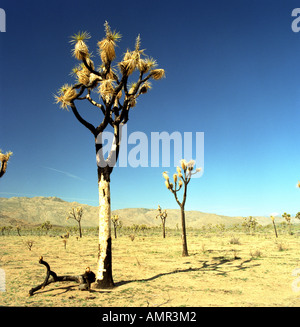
[95,166,114,288]
[78,221,82,238]
[180,206,188,257]
[94,125,120,288]
[272,220,278,238]
[162,220,166,239]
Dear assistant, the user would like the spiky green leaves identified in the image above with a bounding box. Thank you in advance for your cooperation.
[149,69,165,80]
[56,21,165,118]
[54,84,77,110]
[163,160,201,192]
[98,21,122,64]
[70,31,91,61]
[70,31,91,44]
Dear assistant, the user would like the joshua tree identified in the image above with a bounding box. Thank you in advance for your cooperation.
[54,22,165,288]
[156,205,168,238]
[16,225,21,237]
[67,207,83,238]
[41,221,52,235]
[0,150,12,178]
[282,212,292,235]
[242,216,258,235]
[295,212,300,220]
[270,215,278,238]
[162,159,201,256]
[111,215,122,239]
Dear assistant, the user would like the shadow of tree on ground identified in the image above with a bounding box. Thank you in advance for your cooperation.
[115,257,260,287]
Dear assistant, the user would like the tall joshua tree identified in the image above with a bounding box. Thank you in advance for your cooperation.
[0,149,12,178]
[162,160,201,256]
[55,22,165,288]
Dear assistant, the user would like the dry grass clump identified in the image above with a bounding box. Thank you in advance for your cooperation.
[250,249,262,258]
[229,236,240,245]
[275,241,287,252]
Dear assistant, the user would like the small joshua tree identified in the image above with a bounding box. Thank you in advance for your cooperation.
[270,214,278,238]
[162,159,201,256]
[16,225,21,237]
[111,215,122,239]
[242,216,257,235]
[156,205,168,238]
[0,150,12,179]
[282,212,292,235]
[41,221,52,235]
[67,207,83,238]
[25,240,34,251]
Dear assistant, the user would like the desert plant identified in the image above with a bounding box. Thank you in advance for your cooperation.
[129,234,135,242]
[156,205,168,238]
[62,239,68,250]
[0,227,5,236]
[54,21,165,289]
[0,149,12,179]
[270,215,278,238]
[25,240,34,251]
[162,159,201,256]
[67,207,83,238]
[40,221,52,235]
[111,215,122,239]
[282,212,292,235]
[242,216,257,235]
[16,225,21,236]
[229,236,240,245]
[5,226,12,235]
[275,241,287,251]
[250,249,262,259]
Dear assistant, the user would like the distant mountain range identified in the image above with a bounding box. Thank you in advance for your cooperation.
[0,196,295,228]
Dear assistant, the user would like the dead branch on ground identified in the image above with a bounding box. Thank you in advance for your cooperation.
[28,256,95,296]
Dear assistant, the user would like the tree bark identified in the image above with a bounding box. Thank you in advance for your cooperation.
[162,219,166,239]
[29,257,95,296]
[94,125,121,289]
[180,206,188,257]
[95,170,114,289]
[272,221,278,238]
[78,221,82,238]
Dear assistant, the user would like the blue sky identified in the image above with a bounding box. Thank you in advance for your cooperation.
[1,0,300,217]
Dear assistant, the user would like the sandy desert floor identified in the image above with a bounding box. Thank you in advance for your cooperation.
[1,230,300,307]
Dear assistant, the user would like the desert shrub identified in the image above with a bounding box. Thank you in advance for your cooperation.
[276,241,287,251]
[25,240,34,251]
[229,236,240,245]
[250,249,262,258]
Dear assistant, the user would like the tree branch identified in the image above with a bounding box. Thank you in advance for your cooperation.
[0,152,12,179]
[28,257,95,296]
[70,101,96,136]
